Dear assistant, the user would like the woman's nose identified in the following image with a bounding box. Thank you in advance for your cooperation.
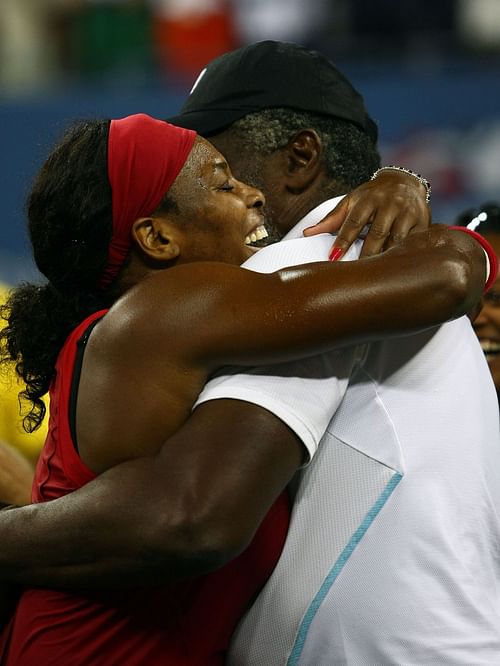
[245,184,265,209]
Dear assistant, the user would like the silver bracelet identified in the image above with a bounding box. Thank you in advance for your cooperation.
[371,166,431,204]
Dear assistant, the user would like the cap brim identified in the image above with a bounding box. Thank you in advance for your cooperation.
[168,104,378,143]
[167,108,246,136]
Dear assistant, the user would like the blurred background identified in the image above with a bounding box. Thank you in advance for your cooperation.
[0,0,499,284]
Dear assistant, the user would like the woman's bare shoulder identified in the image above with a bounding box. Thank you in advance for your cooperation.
[91,262,254,360]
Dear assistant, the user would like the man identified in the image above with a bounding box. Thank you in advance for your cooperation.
[171,42,500,663]
[0,41,498,664]
[456,202,500,401]
[168,40,431,259]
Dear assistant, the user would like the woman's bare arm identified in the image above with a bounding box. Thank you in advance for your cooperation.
[77,225,485,474]
[137,226,485,369]
[0,226,487,592]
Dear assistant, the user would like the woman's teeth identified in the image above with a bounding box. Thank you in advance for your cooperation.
[245,225,268,245]
[480,340,500,359]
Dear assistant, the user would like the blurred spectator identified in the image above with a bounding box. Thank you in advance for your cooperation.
[0,440,34,505]
[381,120,500,224]
[0,0,157,92]
[0,368,45,468]
[0,0,68,94]
[230,0,330,47]
[343,0,459,60]
[0,282,45,504]
[461,122,500,197]
[66,1,154,84]
[151,0,237,85]
[457,0,500,52]
[455,202,500,401]
[383,128,467,205]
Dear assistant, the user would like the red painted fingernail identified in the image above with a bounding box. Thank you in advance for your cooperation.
[329,247,344,262]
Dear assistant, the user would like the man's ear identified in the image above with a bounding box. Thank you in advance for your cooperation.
[285,129,323,192]
[131,216,182,263]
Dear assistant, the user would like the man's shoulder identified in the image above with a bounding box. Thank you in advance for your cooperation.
[242,236,332,273]
[242,235,362,273]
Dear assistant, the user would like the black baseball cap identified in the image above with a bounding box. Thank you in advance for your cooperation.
[168,40,378,143]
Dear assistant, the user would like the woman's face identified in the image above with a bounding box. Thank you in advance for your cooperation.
[473,232,500,393]
[169,137,267,266]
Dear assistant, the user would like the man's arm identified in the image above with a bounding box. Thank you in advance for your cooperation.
[0,400,303,588]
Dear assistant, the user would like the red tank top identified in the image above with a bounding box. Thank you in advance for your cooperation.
[0,311,290,665]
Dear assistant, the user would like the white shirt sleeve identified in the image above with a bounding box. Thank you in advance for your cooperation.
[195,235,362,462]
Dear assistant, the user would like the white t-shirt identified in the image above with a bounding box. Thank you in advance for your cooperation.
[196,200,500,665]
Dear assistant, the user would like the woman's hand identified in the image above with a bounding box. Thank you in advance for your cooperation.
[303,168,431,259]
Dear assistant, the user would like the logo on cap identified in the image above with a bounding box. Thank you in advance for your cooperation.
[190,68,207,95]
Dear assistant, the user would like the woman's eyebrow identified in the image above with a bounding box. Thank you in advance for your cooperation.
[213,159,229,174]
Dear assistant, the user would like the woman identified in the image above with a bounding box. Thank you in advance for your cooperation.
[0,114,488,664]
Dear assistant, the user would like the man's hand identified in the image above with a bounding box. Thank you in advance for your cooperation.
[0,441,34,506]
[303,168,431,258]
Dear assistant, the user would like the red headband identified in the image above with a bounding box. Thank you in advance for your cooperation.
[99,113,197,289]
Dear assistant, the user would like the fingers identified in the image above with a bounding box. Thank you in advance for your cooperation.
[383,213,420,251]
[329,199,376,257]
[303,197,349,237]
[303,175,433,260]
[358,210,417,257]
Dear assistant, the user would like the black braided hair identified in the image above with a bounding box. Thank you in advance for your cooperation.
[0,120,116,432]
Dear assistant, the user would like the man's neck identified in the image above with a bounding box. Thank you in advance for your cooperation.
[282,196,345,240]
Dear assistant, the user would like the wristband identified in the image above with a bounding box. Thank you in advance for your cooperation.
[448,226,499,293]
[371,166,431,204]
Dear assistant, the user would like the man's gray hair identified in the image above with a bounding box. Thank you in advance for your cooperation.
[227,108,381,191]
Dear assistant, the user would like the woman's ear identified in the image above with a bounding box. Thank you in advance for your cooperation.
[131,216,181,263]
[285,129,323,192]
